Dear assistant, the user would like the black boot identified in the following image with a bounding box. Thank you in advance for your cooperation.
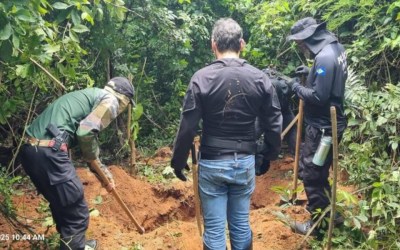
[85,239,99,250]
[290,219,314,235]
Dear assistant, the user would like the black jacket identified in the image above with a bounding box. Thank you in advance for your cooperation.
[292,39,347,130]
[171,58,282,170]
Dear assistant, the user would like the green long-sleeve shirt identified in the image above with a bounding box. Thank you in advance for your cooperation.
[27,87,121,162]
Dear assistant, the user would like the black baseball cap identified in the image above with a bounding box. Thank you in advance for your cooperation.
[106,77,135,105]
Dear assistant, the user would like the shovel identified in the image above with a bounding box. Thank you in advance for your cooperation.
[291,75,306,202]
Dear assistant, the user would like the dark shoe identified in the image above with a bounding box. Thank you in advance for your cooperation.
[290,219,315,235]
[85,239,98,250]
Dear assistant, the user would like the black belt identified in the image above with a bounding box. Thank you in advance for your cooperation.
[25,137,68,152]
[200,152,249,160]
[201,136,257,154]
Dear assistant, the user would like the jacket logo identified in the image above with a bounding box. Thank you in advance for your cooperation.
[316,67,326,76]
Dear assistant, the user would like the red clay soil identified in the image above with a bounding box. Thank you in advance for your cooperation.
[0,153,351,250]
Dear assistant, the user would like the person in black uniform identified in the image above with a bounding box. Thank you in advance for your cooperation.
[286,17,348,236]
[254,68,296,176]
[263,68,296,156]
[171,18,282,250]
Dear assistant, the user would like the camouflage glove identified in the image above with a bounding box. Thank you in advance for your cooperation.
[88,160,115,192]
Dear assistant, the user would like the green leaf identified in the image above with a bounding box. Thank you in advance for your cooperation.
[15,9,35,22]
[38,5,48,15]
[92,195,103,205]
[35,27,46,37]
[356,214,368,222]
[71,24,90,33]
[347,118,360,126]
[15,64,30,78]
[372,182,382,188]
[53,2,71,9]
[0,23,12,40]
[70,9,80,25]
[132,103,143,121]
[12,34,20,49]
[162,166,174,177]
[376,116,387,126]
[69,30,79,42]
[352,217,361,229]
[96,7,104,20]
[89,209,100,217]
[42,216,54,227]
[43,44,61,54]
[81,12,94,25]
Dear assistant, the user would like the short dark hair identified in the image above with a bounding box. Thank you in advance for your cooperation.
[211,18,243,53]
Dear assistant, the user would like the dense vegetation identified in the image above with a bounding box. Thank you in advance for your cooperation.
[0,0,399,249]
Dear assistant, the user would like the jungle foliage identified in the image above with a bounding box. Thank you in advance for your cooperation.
[0,0,400,249]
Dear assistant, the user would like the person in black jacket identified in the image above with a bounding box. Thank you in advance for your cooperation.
[171,18,282,250]
[286,17,348,236]
[254,68,297,176]
[263,68,296,156]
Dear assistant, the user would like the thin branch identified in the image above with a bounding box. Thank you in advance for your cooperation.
[86,49,102,70]
[143,112,166,132]
[6,120,16,142]
[105,2,144,19]
[151,89,167,119]
[17,48,66,91]
[29,57,66,91]
[7,87,38,172]
[136,57,147,103]
[276,46,292,59]
[297,206,331,249]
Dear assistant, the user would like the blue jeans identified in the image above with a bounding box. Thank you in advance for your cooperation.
[199,154,255,250]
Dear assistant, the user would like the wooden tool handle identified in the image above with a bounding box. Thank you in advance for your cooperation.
[191,144,203,236]
[326,106,338,250]
[90,160,145,234]
[292,99,304,201]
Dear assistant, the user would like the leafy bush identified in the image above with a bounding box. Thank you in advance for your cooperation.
[0,168,22,216]
[337,68,400,249]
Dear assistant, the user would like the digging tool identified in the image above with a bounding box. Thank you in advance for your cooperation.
[326,106,339,250]
[89,160,145,234]
[281,114,299,140]
[291,76,305,202]
[191,143,203,236]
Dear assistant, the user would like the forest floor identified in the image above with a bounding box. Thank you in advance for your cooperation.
[0,147,352,250]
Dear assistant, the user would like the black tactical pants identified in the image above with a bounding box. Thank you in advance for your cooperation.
[298,125,344,214]
[20,145,89,250]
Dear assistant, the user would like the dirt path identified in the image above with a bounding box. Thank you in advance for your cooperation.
[1,155,318,250]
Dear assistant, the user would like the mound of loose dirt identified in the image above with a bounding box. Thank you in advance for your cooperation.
[0,154,353,250]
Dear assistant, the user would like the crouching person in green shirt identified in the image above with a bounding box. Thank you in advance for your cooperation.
[20,77,134,250]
